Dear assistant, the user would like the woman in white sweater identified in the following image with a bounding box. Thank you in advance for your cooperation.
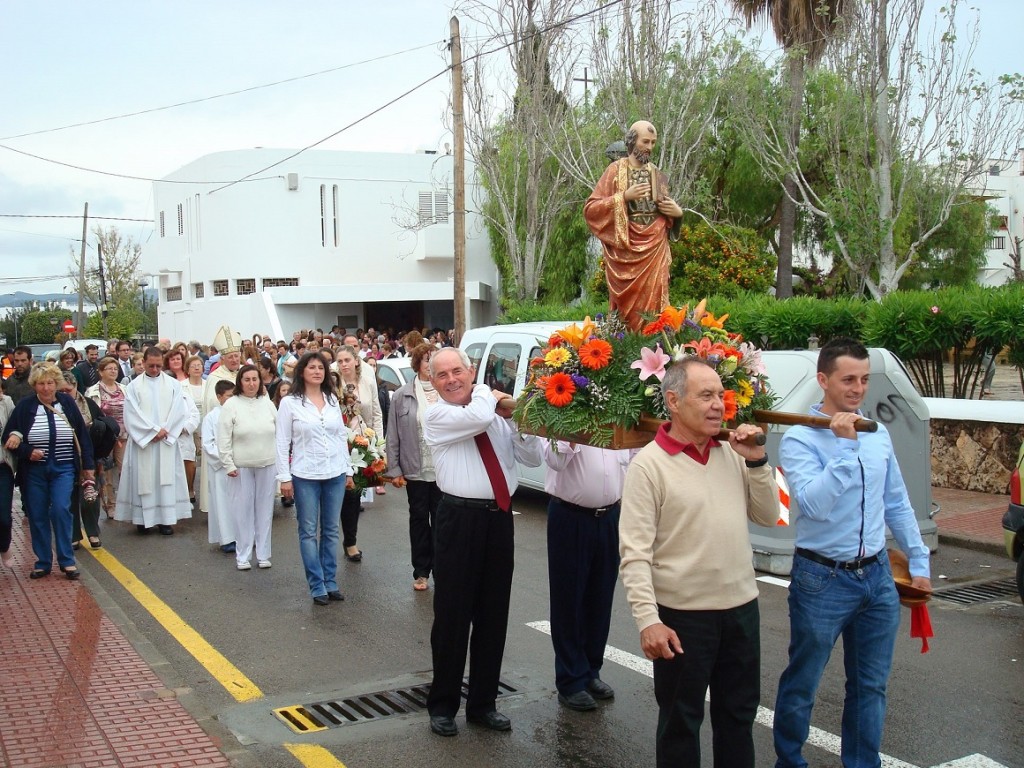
[217,365,278,571]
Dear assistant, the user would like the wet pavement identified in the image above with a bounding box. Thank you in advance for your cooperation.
[0,520,232,768]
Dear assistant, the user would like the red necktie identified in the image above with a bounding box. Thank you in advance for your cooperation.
[474,432,511,512]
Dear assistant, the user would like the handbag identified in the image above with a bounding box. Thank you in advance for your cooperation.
[40,400,97,501]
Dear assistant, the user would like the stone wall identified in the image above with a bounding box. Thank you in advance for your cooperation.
[931,420,1023,493]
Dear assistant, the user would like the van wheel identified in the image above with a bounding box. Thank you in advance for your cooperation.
[1017,556,1024,605]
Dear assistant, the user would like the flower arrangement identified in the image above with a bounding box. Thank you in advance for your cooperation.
[514,300,776,447]
[348,426,387,489]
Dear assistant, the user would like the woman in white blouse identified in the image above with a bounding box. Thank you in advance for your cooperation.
[276,352,354,605]
[335,345,382,562]
[217,365,278,571]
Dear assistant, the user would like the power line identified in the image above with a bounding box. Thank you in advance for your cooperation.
[209,0,629,194]
[0,214,153,221]
[0,41,445,142]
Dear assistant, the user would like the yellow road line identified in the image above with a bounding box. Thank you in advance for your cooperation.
[84,544,348,765]
[285,744,348,767]
[86,545,263,702]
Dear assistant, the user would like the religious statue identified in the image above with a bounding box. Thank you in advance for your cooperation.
[584,121,683,330]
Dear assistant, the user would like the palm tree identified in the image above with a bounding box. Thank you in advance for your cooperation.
[730,0,847,298]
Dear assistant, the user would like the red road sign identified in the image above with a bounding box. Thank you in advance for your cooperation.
[62,320,76,333]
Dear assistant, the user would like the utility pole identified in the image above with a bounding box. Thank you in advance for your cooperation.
[450,16,466,343]
[77,202,88,339]
[97,241,109,339]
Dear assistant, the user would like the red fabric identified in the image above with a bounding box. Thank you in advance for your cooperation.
[910,604,933,653]
[653,422,720,465]
[474,432,511,512]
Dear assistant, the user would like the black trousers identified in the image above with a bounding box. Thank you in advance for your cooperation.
[70,484,100,544]
[547,497,619,695]
[340,488,361,548]
[653,599,760,768]
[426,498,514,719]
[407,479,441,579]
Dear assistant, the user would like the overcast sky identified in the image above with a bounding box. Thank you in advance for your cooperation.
[1,0,1020,298]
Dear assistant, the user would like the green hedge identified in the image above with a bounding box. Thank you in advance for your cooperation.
[500,284,1024,398]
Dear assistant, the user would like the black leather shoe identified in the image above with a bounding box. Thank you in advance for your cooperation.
[158,525,174,535]
[136,525,151,535]
[327,591,345,601]
[312,595,329,606]
[64,568,81,581]
[345,548,363,563]
[558,690,597,711]
[29,569,50,579]
[586,678,615,700]
[466,710,512,731]
[429,715,458,737]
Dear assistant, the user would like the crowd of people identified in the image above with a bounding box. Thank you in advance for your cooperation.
[0,326,933,766]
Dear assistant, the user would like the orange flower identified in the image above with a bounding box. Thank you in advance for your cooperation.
[548,334,562,347]
[642,318,667,335]
[544,372,576,407]
[353,435,369,447]
[722,389,737,421]
[557,316,597,349]
[369,459,387,474]
[700,311,729,329]
[684,336,728,359]
[578,339,613,369]
[658,306,686,331]
[529,356,545,368]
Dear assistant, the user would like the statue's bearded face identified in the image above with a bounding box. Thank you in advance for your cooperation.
[631,129,656,165]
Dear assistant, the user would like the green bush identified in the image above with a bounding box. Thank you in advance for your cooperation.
[669,222,775,299]
[498,299,610,324]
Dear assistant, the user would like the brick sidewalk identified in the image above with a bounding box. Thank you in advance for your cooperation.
[931,486,1008,554]
[0,521,232,768]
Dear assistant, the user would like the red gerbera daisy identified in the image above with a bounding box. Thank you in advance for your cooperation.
[578,339,613,370]
[544,372,576,407]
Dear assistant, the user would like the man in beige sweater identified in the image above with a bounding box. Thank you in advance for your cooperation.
[619,358,780,768]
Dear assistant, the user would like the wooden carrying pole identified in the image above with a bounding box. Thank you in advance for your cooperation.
[751,409,878,433]
[450,16,466,343]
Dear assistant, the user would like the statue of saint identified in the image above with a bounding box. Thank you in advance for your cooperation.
[584,121,682,330]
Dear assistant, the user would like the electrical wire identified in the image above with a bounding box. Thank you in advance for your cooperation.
[0,41,445,142]
[0,214,153,221]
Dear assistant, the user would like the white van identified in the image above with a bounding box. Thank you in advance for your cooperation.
[63,338,110,356]
[459,322,937,574]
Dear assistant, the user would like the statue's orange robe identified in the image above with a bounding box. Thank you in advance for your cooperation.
[584,158,680,330]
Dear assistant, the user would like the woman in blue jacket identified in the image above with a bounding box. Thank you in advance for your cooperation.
[1,363,95,580]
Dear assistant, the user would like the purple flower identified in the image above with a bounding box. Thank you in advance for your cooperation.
[616,332,625,340]
[571,374,590,388]
[595,313,605,321]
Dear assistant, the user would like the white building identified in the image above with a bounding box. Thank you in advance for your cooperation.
[146,148,498,345]
[977,151,1024,286]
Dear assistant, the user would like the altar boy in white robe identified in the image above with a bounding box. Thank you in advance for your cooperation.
[202,379,236,552]
[115,347,198,534]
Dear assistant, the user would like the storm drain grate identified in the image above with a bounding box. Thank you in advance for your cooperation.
[933,578,1019,606]
[273,678,520,733]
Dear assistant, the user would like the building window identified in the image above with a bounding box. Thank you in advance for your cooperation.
[165,286,182,302]
[177,203,184,235]
[988,236,1006,250]
[193,282,205,298]
[159,211,165,237]
[418,189,450,225]
[434,191,449,222]
[332,184,340,247]
[236,278,256,295]
[262,277,299,289]
[213,280,229,297]
[320,184,327,247]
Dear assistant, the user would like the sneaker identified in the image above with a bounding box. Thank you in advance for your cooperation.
[237,561,252,571]
[258,560,272,569]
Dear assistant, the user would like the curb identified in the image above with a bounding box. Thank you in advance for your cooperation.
[937,531,1005,558]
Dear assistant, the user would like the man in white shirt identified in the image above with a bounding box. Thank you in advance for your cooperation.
[422,348,541,737]
[543,442,632,712]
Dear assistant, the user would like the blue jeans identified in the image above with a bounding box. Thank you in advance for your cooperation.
[24,459,78,571]
[292,474,344,598]
[774,550,901,768]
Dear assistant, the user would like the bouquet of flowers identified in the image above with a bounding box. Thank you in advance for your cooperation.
[514,300,776,447]
[348,426,388,489]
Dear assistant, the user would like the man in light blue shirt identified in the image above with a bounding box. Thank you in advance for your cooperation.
[774,337,931,768]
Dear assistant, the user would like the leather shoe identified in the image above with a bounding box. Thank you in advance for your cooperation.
[466,710,512,731]
[586,678,615,700]
[429,715,458,737]
[558,689,597,711]
[312,595,329,606]
[327,591,345,601]
[158,525,174,535]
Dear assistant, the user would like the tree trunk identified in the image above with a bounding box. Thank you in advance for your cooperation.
[777,54,806,299]
[874,0,896,296]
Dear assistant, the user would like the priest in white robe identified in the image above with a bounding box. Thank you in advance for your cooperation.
[115,347,198,533]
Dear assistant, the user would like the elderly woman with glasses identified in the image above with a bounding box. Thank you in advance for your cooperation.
[2,363,95,580]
